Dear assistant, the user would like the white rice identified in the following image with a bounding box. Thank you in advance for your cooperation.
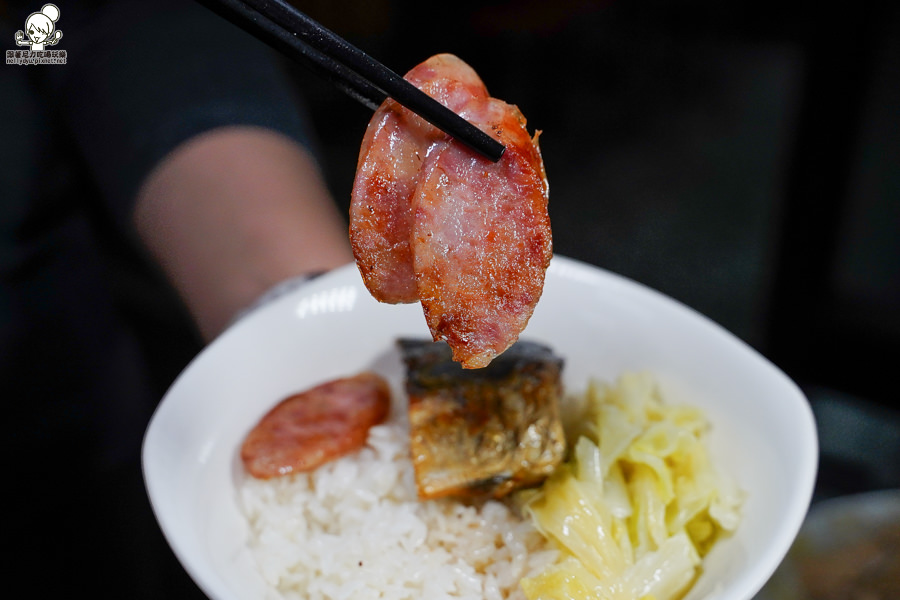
[238,417,558,600]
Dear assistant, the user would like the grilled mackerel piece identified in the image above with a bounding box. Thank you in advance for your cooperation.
[399,339,565,500]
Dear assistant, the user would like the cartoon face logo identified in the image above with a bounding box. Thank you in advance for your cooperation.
[15,4,63,51]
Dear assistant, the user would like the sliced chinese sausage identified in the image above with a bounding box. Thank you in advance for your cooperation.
[241,372,391,479]
[349,54,489,303]
[350,53,551,368]
[413,98,551,368]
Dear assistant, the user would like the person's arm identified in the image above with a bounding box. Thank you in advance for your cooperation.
[41,1,352,340]
[134,126,353,341]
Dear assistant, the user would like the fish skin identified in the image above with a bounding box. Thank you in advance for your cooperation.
[399,339,566,500]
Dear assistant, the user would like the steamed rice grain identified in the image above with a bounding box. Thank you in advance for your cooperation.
[239,419,557,600]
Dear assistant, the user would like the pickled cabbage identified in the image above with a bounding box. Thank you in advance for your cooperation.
[520,372,744,600]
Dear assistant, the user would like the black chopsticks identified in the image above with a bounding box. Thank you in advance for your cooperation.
[198,0,506,162]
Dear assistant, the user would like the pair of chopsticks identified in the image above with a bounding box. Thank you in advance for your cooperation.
[198,0,505,162]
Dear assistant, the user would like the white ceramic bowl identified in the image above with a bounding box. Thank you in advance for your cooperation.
[142,255,818,600]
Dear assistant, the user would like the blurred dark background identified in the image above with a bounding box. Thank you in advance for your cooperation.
[3,0,898,597]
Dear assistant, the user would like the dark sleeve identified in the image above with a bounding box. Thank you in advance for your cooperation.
[46,0,319,230]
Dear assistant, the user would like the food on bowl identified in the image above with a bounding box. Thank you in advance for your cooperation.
[350,53,551,369]
[237,349,743,600]
[520,372,745,600]
[241,373,391,479]
[400,339,566,500]
[239,413,557,600]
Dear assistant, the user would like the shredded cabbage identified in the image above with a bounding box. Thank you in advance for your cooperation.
[520,372,744,600]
